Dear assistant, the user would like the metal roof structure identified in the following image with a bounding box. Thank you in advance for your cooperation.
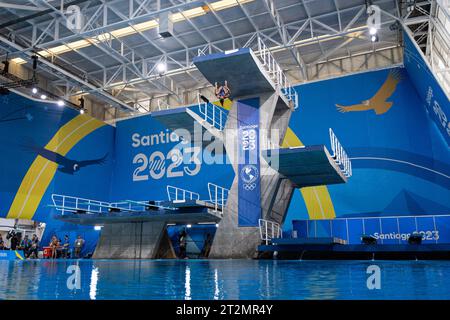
[0,0,446,117]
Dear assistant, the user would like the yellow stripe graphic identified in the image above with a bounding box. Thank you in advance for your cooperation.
[7,115,105,220]
[282,127,336,219]
[15,251,24,260]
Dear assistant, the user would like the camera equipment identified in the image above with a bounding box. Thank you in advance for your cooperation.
[361,234,377,245]
[408,232,423,245]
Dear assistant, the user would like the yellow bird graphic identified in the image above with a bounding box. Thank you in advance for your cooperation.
[336,70,402,115]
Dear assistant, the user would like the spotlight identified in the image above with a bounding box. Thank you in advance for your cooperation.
[31,87,38,94]
[156,62,166,73]
[57,100,64,107]
[79,108,85,114]
[94,225,102,231]
[369,27,378,35]
[371,34,379,42]
[78,96,85,109]
[40,94,47,100]
[187,224,192,228]
[215,224,219,228]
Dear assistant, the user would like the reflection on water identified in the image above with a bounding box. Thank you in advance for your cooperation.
[1,260,450,300]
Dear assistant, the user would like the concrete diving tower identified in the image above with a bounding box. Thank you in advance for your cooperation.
[191,39,302,259]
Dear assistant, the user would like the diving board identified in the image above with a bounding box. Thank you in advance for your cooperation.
[194,46,297,109]
[263,146,348,187]
[194,48,276,98]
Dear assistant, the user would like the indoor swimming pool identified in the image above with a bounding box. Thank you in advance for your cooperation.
[1,259,449,300]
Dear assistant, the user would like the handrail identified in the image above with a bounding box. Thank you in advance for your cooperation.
[197,94,227,130]
[258,219,282,245]
[257,37,298,110]
[51,194,166,215]
[329,128,352,178]
[207,183,229,214]
[166,185,200,202]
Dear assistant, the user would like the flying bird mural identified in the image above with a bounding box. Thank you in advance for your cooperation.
[335,70,402,115]
[23,144,108,174]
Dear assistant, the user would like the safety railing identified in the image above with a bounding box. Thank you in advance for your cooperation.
[197,94,227,130]
[51,194,111,215]
[167,185,200,203]
[295,214,450,245]
[258,219,282,245]
[51,195,161,215]
[329,128,352,178]
[109,201,147,212]
[257,37,298,110]
[207,183,229,213]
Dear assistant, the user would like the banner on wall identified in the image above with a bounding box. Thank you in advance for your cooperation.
[403,30,450,146]
[237,98,261,227]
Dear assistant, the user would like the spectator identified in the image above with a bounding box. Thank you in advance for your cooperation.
[0,234,5,250]
[62,235,70,258]
[19,235,32,257]
[49,235,58,259]
[74,235,85,259]
[178,229,187,259]
[28,234,39,259]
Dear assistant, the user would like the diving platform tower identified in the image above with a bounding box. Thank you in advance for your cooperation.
[52,39,352,260]
[183,39,352,258]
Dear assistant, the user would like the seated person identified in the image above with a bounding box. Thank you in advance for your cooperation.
[0,234,4,250]
[19,235,32,257]
[214,81,230,107]
[28,234,39,259]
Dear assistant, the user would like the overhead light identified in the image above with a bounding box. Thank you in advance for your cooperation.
[31,87,38,94]
[371,34,379,42]
[156,62,167,73]
[40,94,47,99]
[94,225,102,231]
[57,100,64,106]
[215,224,219,228]
[79,108,85,114]
[187,224,192,228]
[11,0,255,65]
[369,27,378,35]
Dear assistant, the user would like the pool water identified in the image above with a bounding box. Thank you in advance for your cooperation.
[0,259,449,300]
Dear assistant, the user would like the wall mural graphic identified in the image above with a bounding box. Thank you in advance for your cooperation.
[284,66,450,233]
[1,63,448,253]
[22,143,108,175]
[335,69,402,115]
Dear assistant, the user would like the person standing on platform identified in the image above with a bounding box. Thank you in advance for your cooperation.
[49,235,58,259]
[74,235,85,259]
